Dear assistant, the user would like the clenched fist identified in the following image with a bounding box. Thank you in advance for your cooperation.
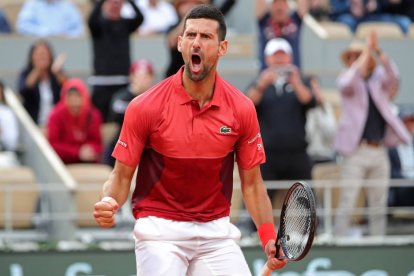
[94,197,119,228]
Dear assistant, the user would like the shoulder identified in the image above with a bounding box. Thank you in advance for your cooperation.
[127,77,174,113]
[219,77,256,114]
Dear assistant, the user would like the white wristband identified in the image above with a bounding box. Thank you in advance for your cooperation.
[101,196,116,203]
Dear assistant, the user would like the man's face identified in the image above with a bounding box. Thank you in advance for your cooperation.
[271,0,290,23]
[178,18,227,82]
[103,0,123,20]
[265,50,291,67]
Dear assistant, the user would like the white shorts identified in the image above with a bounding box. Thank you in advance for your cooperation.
[133,216,252,276]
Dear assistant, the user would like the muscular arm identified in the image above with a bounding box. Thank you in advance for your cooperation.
[101,160,135,207]
[239,165,273,228]
[94,160,136,228]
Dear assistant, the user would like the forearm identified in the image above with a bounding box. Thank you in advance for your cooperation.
[292,80,312,104]
[101,163,134,207]
[246,83,265,106]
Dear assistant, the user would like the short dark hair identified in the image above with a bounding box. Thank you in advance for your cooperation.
[183,4,227,41]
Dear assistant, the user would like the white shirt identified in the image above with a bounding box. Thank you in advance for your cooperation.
[397,140,414,179]
[121,0,178,35]
[0,104,19,151]
[38,79,54,126]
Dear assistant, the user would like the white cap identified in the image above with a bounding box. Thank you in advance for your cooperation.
[264,38,292,56]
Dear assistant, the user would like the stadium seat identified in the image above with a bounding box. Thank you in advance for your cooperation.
[319,21,353,39]
[67,163,112,227]
[0,166,38,229]
[101,122,119,147]
[355,22,404,39]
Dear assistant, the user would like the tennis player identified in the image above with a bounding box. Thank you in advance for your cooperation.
[94,4,287,275]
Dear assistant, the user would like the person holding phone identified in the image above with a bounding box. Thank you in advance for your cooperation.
[246,38,316,219]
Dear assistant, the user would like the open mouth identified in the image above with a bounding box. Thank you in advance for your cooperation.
[190,53,202,74]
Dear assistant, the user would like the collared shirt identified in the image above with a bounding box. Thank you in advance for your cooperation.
[16,0,84,37]
[113,68,265,222]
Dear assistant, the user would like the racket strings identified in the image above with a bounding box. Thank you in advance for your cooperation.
[282,187,312,258]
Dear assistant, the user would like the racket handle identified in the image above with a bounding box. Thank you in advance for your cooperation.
[259,264,272,276]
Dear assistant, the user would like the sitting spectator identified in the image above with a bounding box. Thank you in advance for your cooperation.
[16,0,84,37]
[121,0,178,36]
[388,105,414,207]
[17,40,67,126]
[47,78,103,164]
[330,0,411,34]
[0,9,12,33]
[256,0,309,71]
[380,0,414,22]
[164,0,237,77]
[88,0,144,122]
[104,59,155,166]
[0,81,19,152]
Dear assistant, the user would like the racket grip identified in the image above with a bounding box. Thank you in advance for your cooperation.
[259,265,272,276]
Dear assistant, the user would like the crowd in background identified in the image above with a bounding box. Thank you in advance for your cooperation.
[0,0,414,238]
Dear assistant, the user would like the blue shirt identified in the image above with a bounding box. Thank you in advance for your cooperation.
[16,0,84,37]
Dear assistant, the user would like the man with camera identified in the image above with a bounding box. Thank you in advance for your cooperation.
[246,38,316,211]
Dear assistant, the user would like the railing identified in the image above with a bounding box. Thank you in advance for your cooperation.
[0,178,413,246]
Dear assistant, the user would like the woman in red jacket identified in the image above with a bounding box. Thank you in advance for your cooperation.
[47,78,103,164]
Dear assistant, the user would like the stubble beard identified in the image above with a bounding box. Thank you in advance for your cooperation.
[184,63,210,82]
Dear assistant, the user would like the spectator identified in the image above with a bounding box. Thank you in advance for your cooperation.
[47,78,103,164]
[0,9,12,33]
[0,81,20,168]
[121,0,178,36]
[333,31,411,237]
[16,0,84,37]
[244,38,316,235]
[330,0,411,34]
[164,0,237,77]
[380,0,414,22]
[388,105,414,208]
[104,59,155,166]
[305,75,337,164]
[256,0,308,71]
[88,0,144,122]
[17,40,67,126]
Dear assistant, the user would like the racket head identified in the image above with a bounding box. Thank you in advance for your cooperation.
[276,181,316,261]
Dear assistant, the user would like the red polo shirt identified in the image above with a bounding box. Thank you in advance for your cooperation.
[113,68,265,222]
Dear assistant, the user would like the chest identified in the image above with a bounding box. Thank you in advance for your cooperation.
[150,102,240,158]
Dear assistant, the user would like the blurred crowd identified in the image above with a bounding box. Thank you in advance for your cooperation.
[0,0,413,238]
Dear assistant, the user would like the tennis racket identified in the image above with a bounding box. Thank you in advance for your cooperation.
[260,181,316,276]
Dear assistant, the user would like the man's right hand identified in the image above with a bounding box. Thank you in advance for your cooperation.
[93,197,119,228]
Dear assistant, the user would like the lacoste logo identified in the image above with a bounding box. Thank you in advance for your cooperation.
[219,126,232,134]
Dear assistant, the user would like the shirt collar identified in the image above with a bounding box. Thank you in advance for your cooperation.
[172,66,222,108]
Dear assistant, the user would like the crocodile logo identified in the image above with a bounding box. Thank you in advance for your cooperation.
[219,126,232,134]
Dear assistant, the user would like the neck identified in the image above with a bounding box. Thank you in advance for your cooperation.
[182,69,216,108]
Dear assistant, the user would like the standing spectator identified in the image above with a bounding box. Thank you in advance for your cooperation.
[246,38,315,233]
[0,9,12,33]
[330,0,411,34]
[88,0,143,122]
[333,31,411,237]
[0,81,20,168]
[16,0,84,37]
[164,0,237,77]
[256,0,308,71]
[104,59,155,166]
[47,78,103,164]
[121,0,178,36]
[306,76,337,164]
[17,40,67,126]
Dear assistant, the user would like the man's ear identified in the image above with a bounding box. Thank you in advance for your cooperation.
[218,40,228,57]
[177,36,183,53]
